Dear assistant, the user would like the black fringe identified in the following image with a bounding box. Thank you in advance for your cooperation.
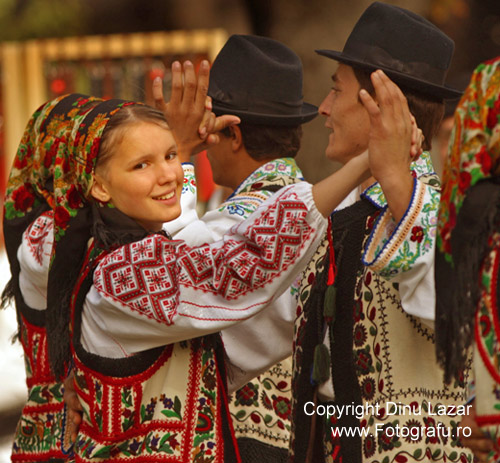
[436,177,500,383]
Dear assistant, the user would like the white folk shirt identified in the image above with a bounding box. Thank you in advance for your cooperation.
[165,159,304,388]
[18,182,326,393]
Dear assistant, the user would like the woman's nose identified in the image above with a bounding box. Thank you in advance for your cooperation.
[156,162,177,184]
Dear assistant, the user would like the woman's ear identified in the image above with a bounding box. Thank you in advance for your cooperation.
[90,174,111,203]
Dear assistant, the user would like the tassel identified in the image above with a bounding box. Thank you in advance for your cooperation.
[326,217,337,285]
[323,285,336,323]
[312,343,331,385]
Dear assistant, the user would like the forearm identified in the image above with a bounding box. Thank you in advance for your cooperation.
[312,153,370,217]
[378,170,414,222]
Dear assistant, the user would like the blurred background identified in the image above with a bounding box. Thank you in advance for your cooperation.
[0,0,498,460]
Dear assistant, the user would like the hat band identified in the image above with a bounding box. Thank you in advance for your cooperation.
[210,82,304,116]
[344,42,446,86]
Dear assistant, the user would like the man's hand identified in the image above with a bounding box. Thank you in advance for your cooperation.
[63,371,83,443]
[359,70,414,222]
[152,60,239,162]
[460,402,495,462]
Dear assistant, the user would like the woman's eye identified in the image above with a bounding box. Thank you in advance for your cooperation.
[133,162,148,170]
[166,151,177,161]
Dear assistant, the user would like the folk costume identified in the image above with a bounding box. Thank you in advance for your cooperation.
[164,34,319,463]
[166,157,304,462]
[3,95,71,463]
[289,3,470,462]
[290,152,470,463]
[436,57,500,462]
[14,93,328,462]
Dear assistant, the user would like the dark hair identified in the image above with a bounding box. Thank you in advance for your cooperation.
[96,104,169,175]
[352,67,444,151]
[220,122,302,161]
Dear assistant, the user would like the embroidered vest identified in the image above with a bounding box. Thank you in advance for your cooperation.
[11,305,67,463]
[291,199,471,463]
[70,250,239,463]
[11,211,67,463]
[227,167,302,462]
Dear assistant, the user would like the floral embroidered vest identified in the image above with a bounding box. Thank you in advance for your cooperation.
[290,198,472,463]
[11,308,67,463]
[70,251,238,463]
[226,159,303,462]
[11,211,67,463]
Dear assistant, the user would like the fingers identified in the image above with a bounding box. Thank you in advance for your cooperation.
[410,115,424,158]
[369,70,411,130]
[213,115,241,133]
[152,76,166,112]
[68,406,83,443]
[359,88,380,121]
[195,61,210,109]
[169,61,183,108]
[199,111,216,140]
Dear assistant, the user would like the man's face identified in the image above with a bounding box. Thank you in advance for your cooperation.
[319,63,371,164]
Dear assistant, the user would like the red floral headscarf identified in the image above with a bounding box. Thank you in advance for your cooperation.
[3,93,142,378]
[437,58,500,259]
[436,57,500,383]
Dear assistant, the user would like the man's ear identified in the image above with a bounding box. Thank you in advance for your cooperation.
[230,125,243,152]
[90,174,111,203]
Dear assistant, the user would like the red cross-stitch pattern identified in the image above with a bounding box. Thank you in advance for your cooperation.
[26,210,54,266]
[94,191,314,324]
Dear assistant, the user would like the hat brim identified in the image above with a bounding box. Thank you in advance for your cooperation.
[316,49,463,100]
[212,101,318,126]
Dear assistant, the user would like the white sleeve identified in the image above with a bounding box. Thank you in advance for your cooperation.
[166,174,297,380]
[17,212,54,310]
[163,163,200,237]
[222,289,297,392]
[363,178,439,325]
[165,164,277,247]
[81,183,327,357]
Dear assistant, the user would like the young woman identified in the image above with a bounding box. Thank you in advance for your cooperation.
[3,60,414,462]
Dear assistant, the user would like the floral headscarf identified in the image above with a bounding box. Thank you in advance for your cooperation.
[436,57,500,382]
[3,93,144,378]
[3,95,67,306]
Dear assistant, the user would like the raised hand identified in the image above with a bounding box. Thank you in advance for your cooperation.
[152,60,239,162]
[359,70,415,222]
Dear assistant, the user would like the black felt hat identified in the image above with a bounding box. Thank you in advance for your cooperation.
[316,2,462,100]
[209,34,318,126]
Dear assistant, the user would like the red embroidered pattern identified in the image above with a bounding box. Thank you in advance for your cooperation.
[25,210,54,266]
[94,193,313,324]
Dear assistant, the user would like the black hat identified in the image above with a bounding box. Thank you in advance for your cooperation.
[316,2,462,100]
[209,34,318,126]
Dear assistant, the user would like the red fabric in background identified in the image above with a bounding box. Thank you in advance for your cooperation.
[194,151,216,202]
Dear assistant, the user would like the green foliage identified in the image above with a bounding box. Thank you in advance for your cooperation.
[0,0,85,41]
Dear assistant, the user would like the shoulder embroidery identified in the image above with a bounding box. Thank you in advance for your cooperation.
[25,210,54,266]
[95,189,315,322]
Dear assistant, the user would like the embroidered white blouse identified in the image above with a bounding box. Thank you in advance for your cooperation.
[165,159,304,387]
[18,182,326,390]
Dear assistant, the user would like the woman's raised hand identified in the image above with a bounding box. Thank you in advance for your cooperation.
[152,60,240,161]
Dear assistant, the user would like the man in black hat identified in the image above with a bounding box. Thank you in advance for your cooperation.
[289,3,472,463]
[159,34,318,463]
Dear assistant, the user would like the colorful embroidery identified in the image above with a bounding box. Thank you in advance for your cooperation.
[182,163,197,195]
[95,189,315,323]
[220,157,303,217]
[363,179,439,276]
[12,315,65,462]
[438,58,500,261]
[230,362,292,446]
